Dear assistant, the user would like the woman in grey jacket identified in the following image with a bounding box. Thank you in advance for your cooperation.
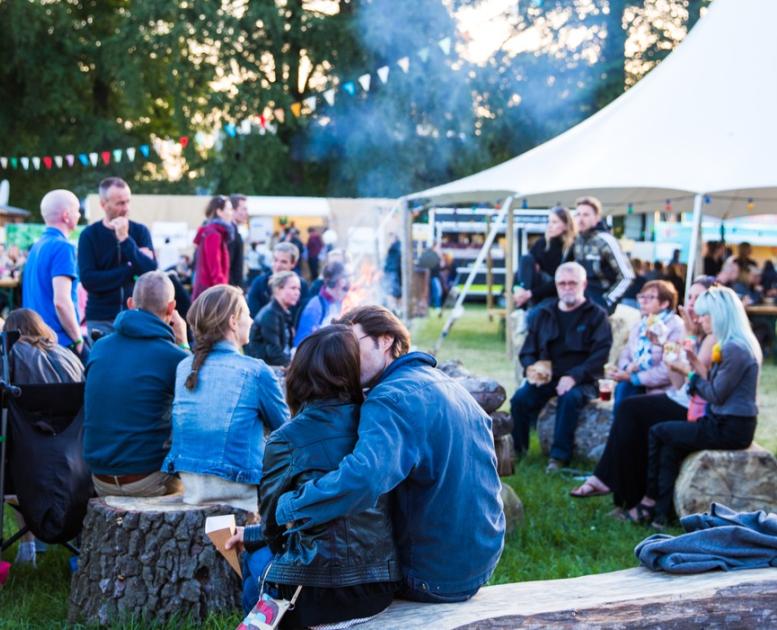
[634,286,761,527]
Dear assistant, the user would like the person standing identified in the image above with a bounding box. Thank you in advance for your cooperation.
[573,196,634,314]
[246,271,302,367]
[294,261,350,346]
[78,177,157,339]
[228,194,248,288]
[246,242,308,318]
[305,226,323,280]
[23,189,84,355]
[191,196,234,300]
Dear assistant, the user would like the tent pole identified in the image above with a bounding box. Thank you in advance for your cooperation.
[399,197,412,323]
[685,193,704,300]
[504,199,515,358]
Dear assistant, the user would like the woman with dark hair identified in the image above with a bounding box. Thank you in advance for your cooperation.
[191,196,234,299]
[227,325,400,628]
[163,285,289,512]
[513,206,577,308]
[246,271,301,366]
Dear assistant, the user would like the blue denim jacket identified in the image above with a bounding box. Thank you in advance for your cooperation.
[162,340,290,483]
[275,352,505,595]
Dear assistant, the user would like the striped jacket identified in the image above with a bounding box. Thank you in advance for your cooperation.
[573,224,634,308]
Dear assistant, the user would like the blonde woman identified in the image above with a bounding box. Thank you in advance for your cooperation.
[163,285,289,512]
[513,206,577,308]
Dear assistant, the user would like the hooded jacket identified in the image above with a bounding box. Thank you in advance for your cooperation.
[192,221,231,299]
[573,221,634,309]
[83,309,188,475]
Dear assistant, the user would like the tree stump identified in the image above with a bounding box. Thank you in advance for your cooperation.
[491,411,515,477]
[537,398,614,462]
[69,495,252,626]
[674,443,777,518]
[438,360,507,414]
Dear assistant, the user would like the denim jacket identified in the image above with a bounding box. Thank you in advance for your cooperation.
[162,340,290,484]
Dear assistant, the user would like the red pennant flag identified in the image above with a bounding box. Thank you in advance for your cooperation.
[259,115,267,128]
[179,136,189,148]
[43,156,53,169]
[101,151,111,165]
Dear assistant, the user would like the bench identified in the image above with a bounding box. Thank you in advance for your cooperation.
[356,566,777,629]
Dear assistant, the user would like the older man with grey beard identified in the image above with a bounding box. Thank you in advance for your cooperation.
[510,262,613,473]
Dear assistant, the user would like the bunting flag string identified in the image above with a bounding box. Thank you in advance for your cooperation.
[0,141,158,174]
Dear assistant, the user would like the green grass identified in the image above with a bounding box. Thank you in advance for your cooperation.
[2,305,775,627]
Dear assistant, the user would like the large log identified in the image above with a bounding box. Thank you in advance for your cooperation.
[674,443,777,518]
[438,360,507,414]
[69,495,252,625]
[500,482,523,535]
[537,398,614,462]
[355,567,777,630]
[491,411,515,477]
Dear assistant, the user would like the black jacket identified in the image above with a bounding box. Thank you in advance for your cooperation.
[528,236,573,302]
[244,400,400,587]
[246,299,294,366]
[520,298,612,385]
[228,227,244,287]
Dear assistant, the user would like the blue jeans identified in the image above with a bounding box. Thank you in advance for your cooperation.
[240,546,274,614]
[398,582,480,603]
[510,381,595,462]
[614,380,645,412]
[430,277,443,308]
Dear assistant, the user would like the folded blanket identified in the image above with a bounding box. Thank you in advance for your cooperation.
[635,503,777,574]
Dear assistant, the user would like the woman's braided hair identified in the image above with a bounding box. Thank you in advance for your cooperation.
[184,284,245,390]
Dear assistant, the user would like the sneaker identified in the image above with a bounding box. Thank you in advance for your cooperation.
[545,458,565,474]
[14,541,36,567]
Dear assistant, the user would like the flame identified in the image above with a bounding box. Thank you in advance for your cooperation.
[342,258,383,313]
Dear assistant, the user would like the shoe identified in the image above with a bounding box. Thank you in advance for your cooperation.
[545,459,565,474]
[570,478,611,499]
[627,502,656,526]
[14,541,36,567]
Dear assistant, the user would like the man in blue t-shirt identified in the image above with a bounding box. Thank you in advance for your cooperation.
[22,189,84,353]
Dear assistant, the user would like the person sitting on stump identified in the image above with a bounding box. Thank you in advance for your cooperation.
[510,262,613,473]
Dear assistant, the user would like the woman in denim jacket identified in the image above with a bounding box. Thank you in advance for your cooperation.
[163,285,289,512]
[227,325,400,628]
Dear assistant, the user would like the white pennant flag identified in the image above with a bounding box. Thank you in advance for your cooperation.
[397,57,410,73]
[358,74,371,92]
[89,152,98,167]
[54,155,63,168]
[323,89,336,106]
[0,157,6,169]
[304,96,317,112]
[438,37,452,55]
[239,119,252,135]
[377,66,390,84]
[32,157,41,170]
[21,157,29,170]
[126,147,136,162]
[418,47,430,63]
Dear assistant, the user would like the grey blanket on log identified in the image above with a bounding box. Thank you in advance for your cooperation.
[635,503,777,574]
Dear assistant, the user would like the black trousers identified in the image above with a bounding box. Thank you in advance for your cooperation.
[594,393,686,509]
[646,413,756,520]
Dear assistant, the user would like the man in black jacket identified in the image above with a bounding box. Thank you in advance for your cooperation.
[510,262,612,473]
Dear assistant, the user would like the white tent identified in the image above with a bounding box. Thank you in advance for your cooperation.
[410,0,777,221]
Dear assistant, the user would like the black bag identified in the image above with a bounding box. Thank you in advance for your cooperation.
[7,382,93,544]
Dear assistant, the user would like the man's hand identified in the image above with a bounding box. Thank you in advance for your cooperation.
[138,246,155,259]
[170,310,188,345]
[224,526,244,555]
[108,217,130,242]
[556,375,576,396]
[513,287,532,308]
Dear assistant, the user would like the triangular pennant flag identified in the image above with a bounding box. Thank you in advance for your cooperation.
[126,147,136,162]
[239,119,251,135]
[78,154,89,167]
[377,66,390,84]
[0,158,6,169]
[323,89,336,106]
[303,96,317,112]
[42,156,53,170]
[342,81,356,96]
[21,157,30,170]
[10,157,18,169]
[224,123,237,138]
[101,151,111,165]
[397,57,410,73]
[113,149,123,163]
[194,132,208,147]
[179,136,189,148]
[54,155,63,168]
[139,144,150,158]
[65,154,74,167]
[274,108,285,124]
[32,157,41,170]
[438,37,451,55]
[358,74,371,92]
[259,115,267,128]
[290,102,302,117]
[89,152,99,166]
[418,47,430,63]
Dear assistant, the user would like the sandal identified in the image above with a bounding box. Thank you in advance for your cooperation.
[627,502,656,525]
[569,478,611,499]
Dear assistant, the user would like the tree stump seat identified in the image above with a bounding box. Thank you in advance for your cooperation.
[354,566,777,629]
[69,494,252,626]
[674,442,777,518]
[537,397,614,462]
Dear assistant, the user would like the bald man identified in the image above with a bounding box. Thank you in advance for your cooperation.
[22,189,84,353]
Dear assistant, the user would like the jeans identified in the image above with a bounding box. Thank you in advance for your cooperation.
[398,582,480,603]
[240,546,274,614]
[613,380,645,412]
[430,277,443,308]
[510,381,595,462]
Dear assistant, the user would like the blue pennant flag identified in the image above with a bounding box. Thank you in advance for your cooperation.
[78,154,89,167]
[224,123,237,137]
[139,144,150,158]
[343,81,356,96]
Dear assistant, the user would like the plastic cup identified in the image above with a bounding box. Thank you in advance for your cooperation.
[598,378,615,402]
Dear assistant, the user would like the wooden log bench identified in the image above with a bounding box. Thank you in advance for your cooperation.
[69,495,252,625]
[675,442,777,518]
[537,397,614,462]
[356,566,777,629]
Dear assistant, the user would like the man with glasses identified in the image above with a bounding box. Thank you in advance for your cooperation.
[510,262,613,473]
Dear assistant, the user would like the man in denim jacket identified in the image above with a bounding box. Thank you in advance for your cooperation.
[275,306,505,602]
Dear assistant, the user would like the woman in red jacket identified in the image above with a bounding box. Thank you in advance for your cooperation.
[192,196,234,299]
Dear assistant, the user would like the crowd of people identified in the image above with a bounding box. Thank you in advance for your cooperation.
[1,184,767,627]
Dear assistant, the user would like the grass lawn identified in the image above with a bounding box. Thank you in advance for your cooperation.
[2,305,775,627]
